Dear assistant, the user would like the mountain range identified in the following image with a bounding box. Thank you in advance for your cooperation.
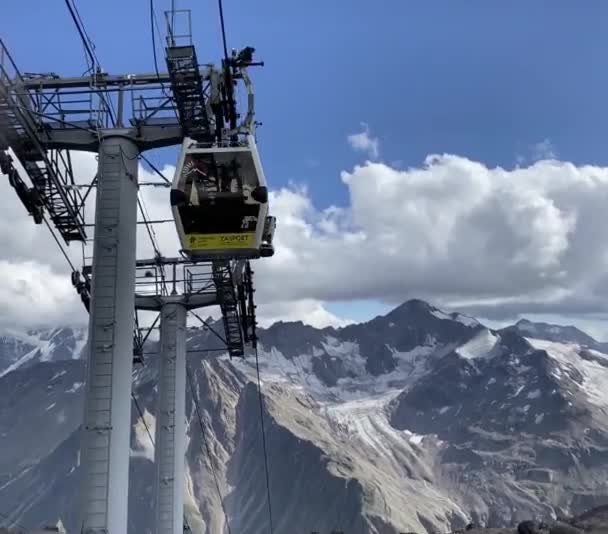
[1,300,608,533]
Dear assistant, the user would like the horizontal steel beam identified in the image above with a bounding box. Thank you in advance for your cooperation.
[38,124,183,152]
[135,293,218,311]
[19,69,207,89]
[20,72,171,89]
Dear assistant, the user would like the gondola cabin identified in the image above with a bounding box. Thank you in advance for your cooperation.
[170,135,275,260]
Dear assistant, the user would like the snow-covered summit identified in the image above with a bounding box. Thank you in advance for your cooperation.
[4,301,608,532]
[0,327,86,377]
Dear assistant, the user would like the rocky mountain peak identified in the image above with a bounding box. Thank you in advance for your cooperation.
[3,302,608,532]
[506,320,603,350]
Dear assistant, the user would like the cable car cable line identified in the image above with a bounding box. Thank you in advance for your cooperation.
[189,310,227,345]
[137,196,163,257]
[61,15,165,299]
[216,0,239,135]
[43,215,77,272]
[149,0,164,84]
[137,196,168,292]
[140,153,172,185]
[254,344,275,534]
[64,0,96,72]
[64,0,117,125]
[217,0,230,62]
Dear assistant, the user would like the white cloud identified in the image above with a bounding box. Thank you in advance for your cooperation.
[347,123,379,159]
[0,156,352,330]
[0,155,181,330]
[6,150,608,330]
[256,299,354,329]
[253,155,608,322]
[0,260,86,329]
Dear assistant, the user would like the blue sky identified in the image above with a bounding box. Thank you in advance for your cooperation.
[6,0,608,202]
[5,1,608,333]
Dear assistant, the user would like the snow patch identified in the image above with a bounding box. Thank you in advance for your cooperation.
[235,338,436,402]
[67,381,84,393]
[455,329,498,360]
[73,334,87,359]
[321,393,428,471]
[133,409,156,461]
[535,413,545,424]
[0,327,86,377]
[51,369,67,381]
[528,338,608,408]
[45,402,56,411]
[322,337,360,358]
[431,309,452,321]
[431,309,478,327]
[407,432,425,445]
[454,313,479,327]
[527,389,541,399]
[0,346,40,377]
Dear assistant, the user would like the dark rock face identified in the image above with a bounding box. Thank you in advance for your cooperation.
[389,343,580,442]
[226,384,368,534]
[312,353,352,387]
[517,521,545,534]
[0,361,84,476]
[258,321,332,360]
[547,522,582,534]
[339,299,481,376]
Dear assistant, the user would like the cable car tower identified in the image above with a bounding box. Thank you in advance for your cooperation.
[0,5,273,534]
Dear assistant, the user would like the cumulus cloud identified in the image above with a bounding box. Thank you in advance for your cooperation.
[256,299,354,329]
[0,260,86,329]
[5,150,608,329]
[0,150,97,274]
[347,123,379,159]
[0,156,344,330]
[253,155,608,322]
[0,154,180,330]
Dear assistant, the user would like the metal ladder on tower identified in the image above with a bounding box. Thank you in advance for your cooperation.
[165,43,211,140]
[212,260,245,358]
[0,38,87,242]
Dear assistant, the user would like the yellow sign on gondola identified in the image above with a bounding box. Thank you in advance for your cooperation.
[186,233,256,250]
